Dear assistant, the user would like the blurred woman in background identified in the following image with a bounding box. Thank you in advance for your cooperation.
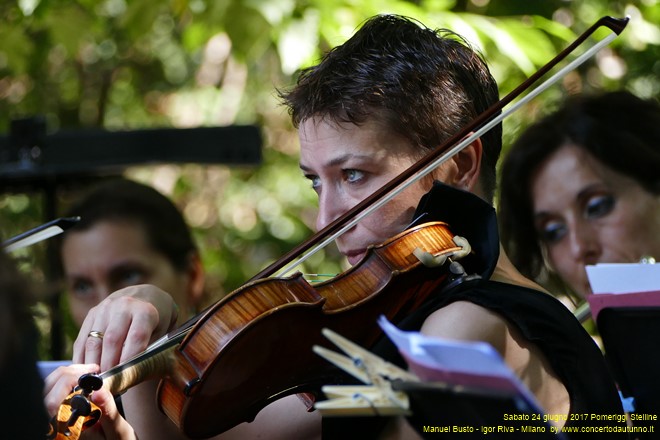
[57,178,205,328]
[499,91,660,299]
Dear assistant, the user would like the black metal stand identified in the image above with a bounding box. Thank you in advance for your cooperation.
[598,307,660,437]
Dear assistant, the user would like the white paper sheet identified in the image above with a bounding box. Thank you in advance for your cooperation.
[586,263,660,294]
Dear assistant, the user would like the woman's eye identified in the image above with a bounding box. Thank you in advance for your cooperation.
[344,169,364,183]
[584,194,615,219]
[539,222,567,244]
[120,270,144,286]
[70,280,93,298]
[305,175,320,191]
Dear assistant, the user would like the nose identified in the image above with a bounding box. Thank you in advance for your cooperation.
[568,220,601,265]
[315,188,345,232]
[86,281,113,304]
[98,285,113,301]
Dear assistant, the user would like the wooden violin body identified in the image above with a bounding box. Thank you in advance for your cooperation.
[157,221,460,438]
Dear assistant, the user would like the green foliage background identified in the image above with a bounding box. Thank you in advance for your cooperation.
[1,0,658,359]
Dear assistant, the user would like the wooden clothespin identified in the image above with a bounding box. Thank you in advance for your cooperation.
[313,328,418,416]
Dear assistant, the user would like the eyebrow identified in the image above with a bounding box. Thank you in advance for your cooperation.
[67,260,145,281]
[533,183,608,221]
[299,153,373,172]
[533,211,552,224]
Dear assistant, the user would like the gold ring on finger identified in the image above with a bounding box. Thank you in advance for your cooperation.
[88,330,104,340]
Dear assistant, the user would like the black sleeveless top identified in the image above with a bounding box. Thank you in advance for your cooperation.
[322,183,625,438]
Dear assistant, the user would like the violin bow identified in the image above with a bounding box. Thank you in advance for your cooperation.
[2,216,80,252]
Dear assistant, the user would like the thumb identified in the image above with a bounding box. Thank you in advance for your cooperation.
[82,389,138,440]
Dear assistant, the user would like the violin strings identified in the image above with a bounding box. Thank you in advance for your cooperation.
[303,273,339,284]
[100,333,183,380]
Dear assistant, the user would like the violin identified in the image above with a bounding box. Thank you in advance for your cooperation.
[49,221,463,439]
[49,15,629,440]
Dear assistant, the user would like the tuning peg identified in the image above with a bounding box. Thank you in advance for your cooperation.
[77,373,103,396]
[66,394,92,427]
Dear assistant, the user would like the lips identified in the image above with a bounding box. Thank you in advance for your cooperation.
[345,249,366,266]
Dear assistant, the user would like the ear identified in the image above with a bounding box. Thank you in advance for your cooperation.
[445,136,482,192]
[185,252,206,312]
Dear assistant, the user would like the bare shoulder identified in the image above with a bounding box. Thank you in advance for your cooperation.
[419,301,508,352]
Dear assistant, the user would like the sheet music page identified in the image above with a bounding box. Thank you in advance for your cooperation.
[378,315,510,378]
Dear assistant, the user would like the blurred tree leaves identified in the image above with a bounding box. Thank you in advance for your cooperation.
[0,0,658,359]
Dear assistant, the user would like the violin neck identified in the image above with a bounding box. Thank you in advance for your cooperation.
[100,334,183,395]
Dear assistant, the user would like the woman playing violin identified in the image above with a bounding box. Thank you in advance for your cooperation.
[45,15,624,439]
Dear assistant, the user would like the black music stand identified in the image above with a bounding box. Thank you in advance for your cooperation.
[0,116,262,358]
[0,116,261,186]
[597,307,660,434]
